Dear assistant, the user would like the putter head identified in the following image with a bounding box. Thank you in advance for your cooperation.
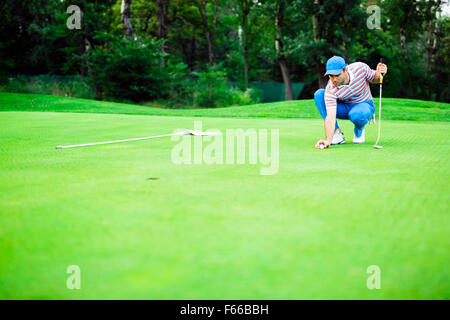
[373,145,383,149]
[183,130,221,136]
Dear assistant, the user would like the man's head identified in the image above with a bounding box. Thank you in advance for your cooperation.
[328,67,348,87]
[324,56,348,87]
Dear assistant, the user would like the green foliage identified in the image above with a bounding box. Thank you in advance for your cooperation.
[191,65,260,108]
[0,75,94,99]
[165,57,194,107]
[1,0,449,103]
[230,87,261,106]
[193,67,234,108]
[431,16,450,102]
[0,76,30,94]
[85,34,175,102]
[0,0,117,75]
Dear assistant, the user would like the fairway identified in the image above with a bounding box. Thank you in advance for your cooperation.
[1,99,449,299]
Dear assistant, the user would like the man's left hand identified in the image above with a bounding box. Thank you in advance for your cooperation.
[377,63,388,75]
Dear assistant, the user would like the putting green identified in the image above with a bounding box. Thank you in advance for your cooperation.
[0,93,449,299]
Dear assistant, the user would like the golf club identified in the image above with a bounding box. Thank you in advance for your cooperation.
[373,58,384,149]
[55,129,221,149]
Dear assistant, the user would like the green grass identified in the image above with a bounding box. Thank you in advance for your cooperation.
[1,92,449,121]
[0,93,449,299]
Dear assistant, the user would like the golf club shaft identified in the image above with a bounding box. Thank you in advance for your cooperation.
[56,132,183,149]
[374,58,384,146]
[375,81,382,146]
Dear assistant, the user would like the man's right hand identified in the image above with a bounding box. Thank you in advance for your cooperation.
[315,140,330,149]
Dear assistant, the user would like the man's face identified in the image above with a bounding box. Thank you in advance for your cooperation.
[329,68,347,87]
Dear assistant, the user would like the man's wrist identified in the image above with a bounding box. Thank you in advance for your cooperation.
[371,71,380,84]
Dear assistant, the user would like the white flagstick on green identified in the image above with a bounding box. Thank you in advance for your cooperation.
[55,130,221,149]
[374,58,384,150]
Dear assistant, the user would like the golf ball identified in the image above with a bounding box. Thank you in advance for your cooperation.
[320,144,325,149]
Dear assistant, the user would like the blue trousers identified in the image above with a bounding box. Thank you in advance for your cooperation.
[314,89,375,137]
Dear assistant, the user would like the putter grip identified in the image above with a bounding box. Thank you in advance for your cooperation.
[379,58,384,83]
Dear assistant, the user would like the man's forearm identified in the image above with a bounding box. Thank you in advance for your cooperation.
[371,71,382,84]
[324,116,335,143]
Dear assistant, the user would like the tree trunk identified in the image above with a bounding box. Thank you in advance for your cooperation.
[279,57,294,100]
[121,0,133,38]
[312,0,326,88]
[315,61,326,88]
[157,0,170,53]
[190,36,196,68]
[400,27,408,62]
[426,19,433,73]
[275,2,294,100]
[212,0,218,43]
[425,1,441,74]
[79,35,86,77]
[242,0,250,89]
[198,0,215,66]
[84,37,102,99]
[431,18,439,61]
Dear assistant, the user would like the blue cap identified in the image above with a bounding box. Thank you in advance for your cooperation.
[324,56,346,76]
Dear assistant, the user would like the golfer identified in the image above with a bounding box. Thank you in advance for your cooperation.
[314,56,387,148]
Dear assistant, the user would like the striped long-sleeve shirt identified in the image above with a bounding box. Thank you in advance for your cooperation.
[324,62,376,110]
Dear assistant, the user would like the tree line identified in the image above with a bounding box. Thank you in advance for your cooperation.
[1,0,449,103]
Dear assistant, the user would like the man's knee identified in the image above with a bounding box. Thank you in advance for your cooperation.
[350,115,368,127]
[349,107,372,126]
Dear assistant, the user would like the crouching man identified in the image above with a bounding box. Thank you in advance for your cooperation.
[314,56,387,149]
